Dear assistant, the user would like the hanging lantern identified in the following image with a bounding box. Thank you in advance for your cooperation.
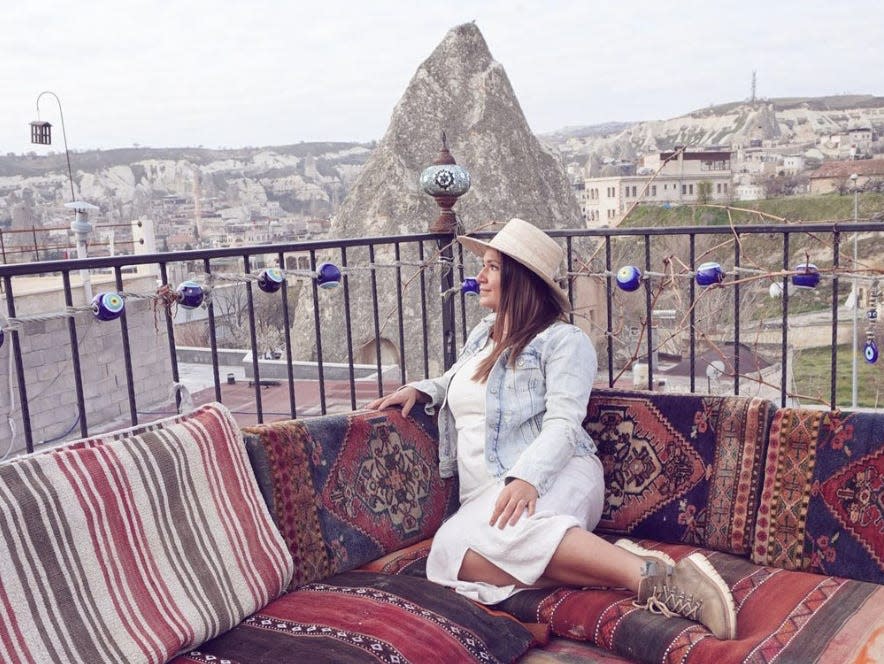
[257,267,285,293]
[176,280,204,309]
[792,263,821,289]
[616,266,642,292]
[91,292,125,321]
[316,262,342,289]
[30,121,52,145]
[696,262,725,287]
[461,277,479,296]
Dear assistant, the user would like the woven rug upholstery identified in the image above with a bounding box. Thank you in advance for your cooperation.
[0,403,293,664]
[753,407,884,584]
[500,541,884,664]
[584,389,773,555]
[244,407,459,587]
[170,571,536,664]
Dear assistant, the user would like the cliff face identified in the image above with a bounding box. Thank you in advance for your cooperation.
[290,23,585,375]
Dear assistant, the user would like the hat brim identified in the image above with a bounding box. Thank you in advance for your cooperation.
[457,235,571,312]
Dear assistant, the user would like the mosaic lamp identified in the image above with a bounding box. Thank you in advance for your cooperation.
[420,131,471,233]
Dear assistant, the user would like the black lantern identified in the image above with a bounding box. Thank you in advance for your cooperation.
[30,121,52,145]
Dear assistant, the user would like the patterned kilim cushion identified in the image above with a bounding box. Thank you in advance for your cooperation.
[753,407,884,584]
[244,407,459,588]
[170,571,537,664]
[535,541,884,664]
[0,403,293,664]
[584,389,773,555]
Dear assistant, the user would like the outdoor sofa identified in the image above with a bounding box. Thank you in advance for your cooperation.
[1,387,883,663]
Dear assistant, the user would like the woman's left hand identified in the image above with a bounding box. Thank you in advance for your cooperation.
[490,478,538,529]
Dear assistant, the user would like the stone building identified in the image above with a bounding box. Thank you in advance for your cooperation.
[584,149,734,226]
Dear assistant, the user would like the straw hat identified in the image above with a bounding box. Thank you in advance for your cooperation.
[458,217,570,311]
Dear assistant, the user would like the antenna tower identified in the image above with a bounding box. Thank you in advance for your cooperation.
[751,70,757,105]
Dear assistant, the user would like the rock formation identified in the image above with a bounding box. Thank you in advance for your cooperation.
[290,22,585,378]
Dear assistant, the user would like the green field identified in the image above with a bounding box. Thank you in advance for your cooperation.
[622,192,884,227]
[793,344,883,408]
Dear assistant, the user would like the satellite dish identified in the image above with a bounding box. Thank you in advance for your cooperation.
[769,282,783,298]
[706,360,725,381]
[844,288,857,310]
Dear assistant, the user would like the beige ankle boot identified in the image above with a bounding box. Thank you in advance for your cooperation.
[636,552,737,640]
[614,538,676,570]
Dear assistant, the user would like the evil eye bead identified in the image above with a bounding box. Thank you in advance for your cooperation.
[316,262,342,289]
[91,292,125,321]
[616,266,642,292]
[257,267,285,293]
[696,262,725,287]
[865,340,879,364]
[176,280,204,309]
[868,309,878,321]
[792,263,821,289]
[461,277,480,296]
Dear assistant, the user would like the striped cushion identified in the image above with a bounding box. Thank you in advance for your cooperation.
[0,403,293,664]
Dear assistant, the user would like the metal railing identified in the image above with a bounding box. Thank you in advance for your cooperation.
[1,221,881,455]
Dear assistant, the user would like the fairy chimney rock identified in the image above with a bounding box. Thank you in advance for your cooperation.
[291,23,584,375]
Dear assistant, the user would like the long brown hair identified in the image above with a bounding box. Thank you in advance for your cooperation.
[472,253,567,382]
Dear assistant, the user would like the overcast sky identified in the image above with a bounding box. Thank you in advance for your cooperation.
[2,0,881,154]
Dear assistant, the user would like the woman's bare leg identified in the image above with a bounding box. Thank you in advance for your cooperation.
[458,527,644,592]
[541,528,642,591]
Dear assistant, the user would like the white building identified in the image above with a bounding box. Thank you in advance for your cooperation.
[583,149,733,227]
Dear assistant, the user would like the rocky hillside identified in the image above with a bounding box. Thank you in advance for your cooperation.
[541,95,884,172]
[3,92,883,245]
[0,142,373,235]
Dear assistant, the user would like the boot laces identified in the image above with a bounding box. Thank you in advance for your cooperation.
[635,585,702,622]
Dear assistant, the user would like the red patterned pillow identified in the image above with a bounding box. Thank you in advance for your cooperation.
[0,403,293,664]
[171,571,537,664]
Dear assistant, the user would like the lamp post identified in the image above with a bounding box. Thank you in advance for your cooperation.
[420,132,471,370]
[32,91,75,203]
[851,172,859,408]
[30,91,94,301]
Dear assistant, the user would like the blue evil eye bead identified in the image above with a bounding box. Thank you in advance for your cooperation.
[865,340,879,364]
[257,267,285,293]
[461,277,480,297]
[792,263,821,289]
[868,309,878,321]
[616,266,642,292]
[91,292,125,321]
[176,280,204,309]
[316,262,342,289]
[696,262,725,287]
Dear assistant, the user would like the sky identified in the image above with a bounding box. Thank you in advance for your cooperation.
[2,0,882,154]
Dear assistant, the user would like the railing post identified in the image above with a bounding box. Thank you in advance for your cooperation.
[420,132,471,370]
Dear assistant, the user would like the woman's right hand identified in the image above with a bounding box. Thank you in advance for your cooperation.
[365,386,425,418]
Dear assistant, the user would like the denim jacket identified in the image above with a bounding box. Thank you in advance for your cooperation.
[409,314,597,497]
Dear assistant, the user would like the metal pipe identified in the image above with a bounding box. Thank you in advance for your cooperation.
[851,173,859,408]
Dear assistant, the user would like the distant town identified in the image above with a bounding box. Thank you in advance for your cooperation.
[1,96,883,264]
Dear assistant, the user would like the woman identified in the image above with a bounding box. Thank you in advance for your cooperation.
[368,218,737,640]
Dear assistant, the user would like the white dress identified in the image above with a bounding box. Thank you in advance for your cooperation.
[425,342,605,604]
